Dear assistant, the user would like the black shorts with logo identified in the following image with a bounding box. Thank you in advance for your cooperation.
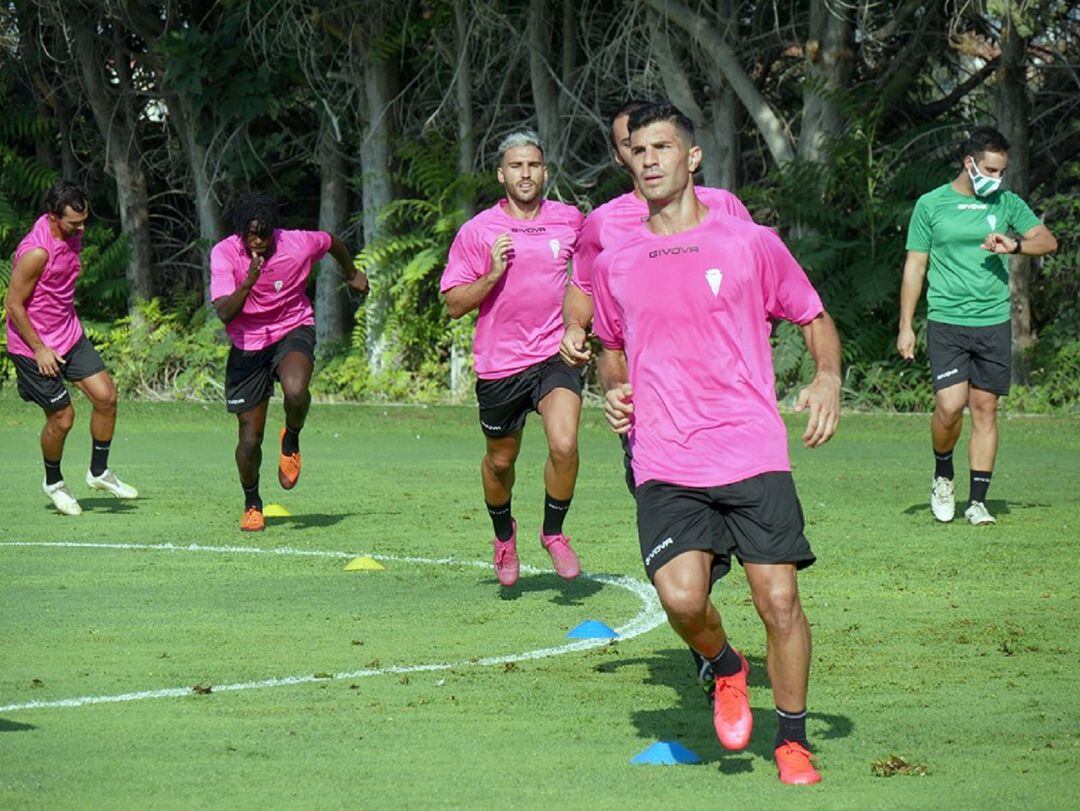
[225,325,316,414]
[475,355,583,438]
[9,334,107,412]
[927,319,1011,396]
[635,471,815,585]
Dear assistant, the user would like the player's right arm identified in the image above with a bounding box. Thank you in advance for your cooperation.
[212,254,263,323]
[559,285,594,367]
[896,250,928,360]
[592,254,632,433]
[442,233,511,318]
[4,247,64,376]
[598,348,633,434]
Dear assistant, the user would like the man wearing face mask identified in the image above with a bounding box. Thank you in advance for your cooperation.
[897,127,1057,526]
[211,192,369,532]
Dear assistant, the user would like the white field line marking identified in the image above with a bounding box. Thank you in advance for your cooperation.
[0,541,665,713]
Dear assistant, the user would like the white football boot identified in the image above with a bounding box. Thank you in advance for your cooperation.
[43,478,82,515]
[931,476,955,522]
[85,469,139,499]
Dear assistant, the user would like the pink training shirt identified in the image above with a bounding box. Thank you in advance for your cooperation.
[210,229,332,351]
[592,207,824,489]
[440,199,583,379]
[7,215,84,358]
[572,186,751,296]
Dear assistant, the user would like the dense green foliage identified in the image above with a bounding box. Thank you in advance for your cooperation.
[1,2,1078,411]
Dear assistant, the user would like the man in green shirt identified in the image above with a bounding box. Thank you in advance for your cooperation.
[897,126,1057,525]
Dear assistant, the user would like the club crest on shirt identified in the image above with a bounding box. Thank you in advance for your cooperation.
[706,268,723,296]
[986,214,997,231]
[549,238,560,259]
[273,279,283,292]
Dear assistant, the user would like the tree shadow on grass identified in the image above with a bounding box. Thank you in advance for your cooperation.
[599,648,852,769]
[493,571,604,606]
[0,718,37,732]
[902,499,1049,517]
[265,512,356,530]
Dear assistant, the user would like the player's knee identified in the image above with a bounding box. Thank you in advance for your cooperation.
[658,585,709,627]
[49,405,76,434]
[94,390,118,415]
[753,586,803,635]
[280,376,310,404]
[547,433,578,466]
[485,451,516,477]
[237,423,264,452]
[934,399,964,424]
[970,399,998,423]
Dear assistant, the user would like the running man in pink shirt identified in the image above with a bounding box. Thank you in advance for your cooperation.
[594,104,841,785]
[440,130,585,587]
[5,180,139,515]
[561,99,753,493]
[561,99,752,370]
[210,193,369,532]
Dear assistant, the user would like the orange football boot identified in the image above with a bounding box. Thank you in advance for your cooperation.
[278,427,301,489]
[241,506,265,532]
[775,740,821,785]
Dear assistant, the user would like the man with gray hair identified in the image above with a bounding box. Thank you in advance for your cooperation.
[440,130,585,588]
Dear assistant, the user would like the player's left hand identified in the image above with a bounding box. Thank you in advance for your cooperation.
[795,372,840,449]
[981,232,1018,254]
[347,268,370,295]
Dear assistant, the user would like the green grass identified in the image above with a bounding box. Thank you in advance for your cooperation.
[1,399,1078,809]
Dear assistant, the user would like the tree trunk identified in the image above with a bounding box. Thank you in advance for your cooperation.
[169,94,224,299]
[648,20,725,190]
[559,0,576,119]
[450,0,475,398]
[642,0,794,166]
[798,0,855,163]
[651,18,724,188]
[997,15,1032,385]
[529,0,561,168]
[71,22,154,309]
[315,114,351,347]
[355,25,398,372]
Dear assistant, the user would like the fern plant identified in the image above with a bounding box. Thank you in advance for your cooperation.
[746,83,955,407]
[357,135,481,384]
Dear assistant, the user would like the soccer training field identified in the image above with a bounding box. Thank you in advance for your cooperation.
[1,400,1077,809]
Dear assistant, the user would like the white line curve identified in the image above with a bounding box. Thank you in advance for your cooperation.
[0,541,666,713]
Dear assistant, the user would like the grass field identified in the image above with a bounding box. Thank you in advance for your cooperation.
[1,397,1077,810]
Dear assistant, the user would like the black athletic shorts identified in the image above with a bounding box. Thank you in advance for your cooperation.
[927,319,1011,396]
[8,334,107,412]
[225,325,316,414]
[475,355,583,438]
[635,471,815,584]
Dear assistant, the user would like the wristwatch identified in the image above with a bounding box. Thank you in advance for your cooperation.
[1011,237,1022,254]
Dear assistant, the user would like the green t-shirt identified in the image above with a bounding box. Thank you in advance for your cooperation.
[905,183,1042,326]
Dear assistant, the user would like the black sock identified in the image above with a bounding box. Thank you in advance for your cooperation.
[243,479,262,511]
[90,438,111,477]
[933,449,954,480]
[970,470,992,504]
[775,707,809,749]
[706,641,743,678]
[44,457,63,486]
[487,499,514,541]
[282,425,301,455]
[542,492,572,536]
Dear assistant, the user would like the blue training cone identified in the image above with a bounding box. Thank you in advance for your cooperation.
[630,741,701,765]
[566,620,620,639]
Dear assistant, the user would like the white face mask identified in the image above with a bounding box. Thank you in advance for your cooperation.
[967,157,1003,197]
